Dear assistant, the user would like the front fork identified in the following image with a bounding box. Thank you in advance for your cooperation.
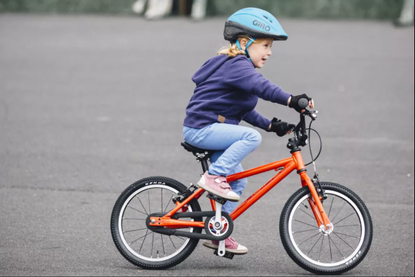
[300,172,333,232]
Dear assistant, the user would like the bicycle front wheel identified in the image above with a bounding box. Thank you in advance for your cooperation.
[280,182,373,275]
[110,176,202,269]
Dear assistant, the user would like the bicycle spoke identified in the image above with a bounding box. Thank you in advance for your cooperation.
[333,231,361,240]
[122,217,146,220]
[293,228,318,234]
[333,212,356,226]
[300,206,317,221]
[294,219,318,229]
[126,205,147,216]
[123,227,148,234]
[161,188,163,212]
[297,231,321,247]
[129,230,152,246]
[148,190,151,215]
[136,195,149,215]
[331,201,346,222]
[169,236,177,249]
[307,233,322,255]
[328,233,345,259]
[161,233,165,257]
[332,231,356,250]
[327,197,334,218]
[138,229,150,253]
[163,194,174,212]
[335,224,361,228]
[328,232,333,262]
[151,231,154,258]
[318,235,325,261]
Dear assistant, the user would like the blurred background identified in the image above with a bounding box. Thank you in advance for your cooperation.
[0,0,413,276]
[0,0,410,20]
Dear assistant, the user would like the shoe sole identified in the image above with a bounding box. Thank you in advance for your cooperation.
[197,181,240,202]
[202,241,248,255]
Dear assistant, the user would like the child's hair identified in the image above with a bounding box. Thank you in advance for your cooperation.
[217,36,266,57]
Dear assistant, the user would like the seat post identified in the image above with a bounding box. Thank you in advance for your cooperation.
[200,159,209,173]
[181,142,214,174]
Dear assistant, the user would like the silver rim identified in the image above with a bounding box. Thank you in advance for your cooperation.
[118,184,194,262]
[288,190,365,267]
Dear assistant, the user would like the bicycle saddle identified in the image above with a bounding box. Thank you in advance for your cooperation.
[181,142,215,159]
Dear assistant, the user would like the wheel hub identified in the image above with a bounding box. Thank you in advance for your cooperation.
[319,223,334,235]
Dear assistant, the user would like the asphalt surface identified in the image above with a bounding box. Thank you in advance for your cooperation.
[0,13,414,276]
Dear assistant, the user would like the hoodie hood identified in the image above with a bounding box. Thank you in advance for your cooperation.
[192,54,230,85]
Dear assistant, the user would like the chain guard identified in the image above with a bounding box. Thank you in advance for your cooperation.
[146,211,233,241]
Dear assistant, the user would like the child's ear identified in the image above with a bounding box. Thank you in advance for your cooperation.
[239,38,248,50]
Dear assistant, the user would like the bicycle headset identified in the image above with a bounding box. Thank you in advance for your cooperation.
[224,7,288,59]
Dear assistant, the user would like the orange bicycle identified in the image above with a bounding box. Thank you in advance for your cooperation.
[110,102,373,274]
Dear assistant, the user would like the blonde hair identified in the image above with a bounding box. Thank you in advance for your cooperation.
[217,36,266,57]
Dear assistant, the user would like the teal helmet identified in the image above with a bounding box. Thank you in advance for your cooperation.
[224,7,288,42]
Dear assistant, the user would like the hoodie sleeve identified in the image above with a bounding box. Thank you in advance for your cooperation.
[243,109,272,131]
[224,56,291,106]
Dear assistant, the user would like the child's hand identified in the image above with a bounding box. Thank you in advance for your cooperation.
[288,94,313,113]
[270,118,296,137]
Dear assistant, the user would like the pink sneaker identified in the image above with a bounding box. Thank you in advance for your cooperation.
[202,237,248,255]
[197,171,240,201]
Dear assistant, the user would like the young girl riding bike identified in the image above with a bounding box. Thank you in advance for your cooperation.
[182,7,314,255]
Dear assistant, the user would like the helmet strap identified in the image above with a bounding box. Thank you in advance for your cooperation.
[235,37,255,60]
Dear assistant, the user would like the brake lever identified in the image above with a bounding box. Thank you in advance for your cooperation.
[305,107,318,120]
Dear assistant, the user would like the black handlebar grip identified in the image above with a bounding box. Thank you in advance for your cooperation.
[298,98,309,109]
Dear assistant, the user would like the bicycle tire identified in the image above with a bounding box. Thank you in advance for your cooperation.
[110,176,202,269]
[280,182,373,274]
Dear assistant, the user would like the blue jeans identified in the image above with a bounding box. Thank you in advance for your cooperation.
[183,123,262,213]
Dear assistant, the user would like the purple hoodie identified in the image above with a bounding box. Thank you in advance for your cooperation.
[183,54,291,131]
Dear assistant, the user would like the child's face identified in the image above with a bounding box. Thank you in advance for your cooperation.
[248,38,273,68]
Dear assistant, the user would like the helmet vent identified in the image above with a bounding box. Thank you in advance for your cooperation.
[263,15,273,23]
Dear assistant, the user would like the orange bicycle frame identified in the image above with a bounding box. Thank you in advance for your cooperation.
[149,151,331,230]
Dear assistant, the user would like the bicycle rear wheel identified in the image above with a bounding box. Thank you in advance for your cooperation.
[280,182,373,275]
[111,176,202,269]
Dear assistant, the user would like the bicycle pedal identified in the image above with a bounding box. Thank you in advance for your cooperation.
[213,249,234,259]
[206,193,227,205]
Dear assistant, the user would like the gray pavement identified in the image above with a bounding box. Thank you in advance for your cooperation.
[0,13,414,276]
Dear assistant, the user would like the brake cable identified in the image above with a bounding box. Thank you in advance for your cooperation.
[306,119,326,199]
[305,121,322,167]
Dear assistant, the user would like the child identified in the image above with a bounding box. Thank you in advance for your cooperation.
[182,7,314,254]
